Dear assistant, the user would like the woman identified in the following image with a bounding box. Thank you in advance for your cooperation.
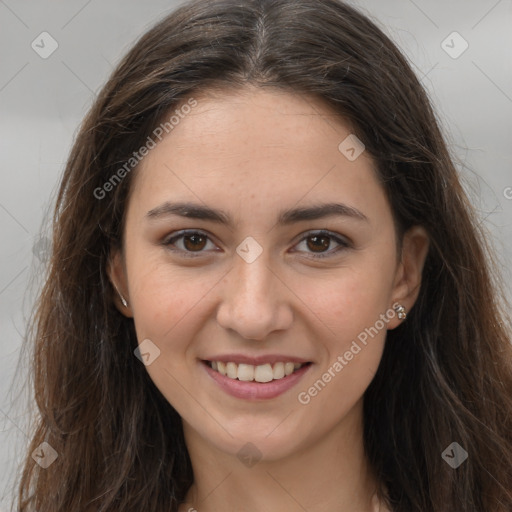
[16,0,512,510]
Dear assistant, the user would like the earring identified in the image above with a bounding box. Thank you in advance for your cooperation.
[113,283,128,308]
[394,303,407,320]
[119,294,128,308]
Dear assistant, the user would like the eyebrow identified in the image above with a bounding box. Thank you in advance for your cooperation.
[146,201,368,228]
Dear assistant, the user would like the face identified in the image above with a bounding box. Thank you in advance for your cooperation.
[109,86,428,463]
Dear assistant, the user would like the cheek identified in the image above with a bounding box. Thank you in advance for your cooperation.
[291,259,395,402]
[129,263,216,341]
[293,261,395,341]
[295,275,392,417]
[126,265,213,410]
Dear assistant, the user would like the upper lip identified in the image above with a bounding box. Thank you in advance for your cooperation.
[202,354,312,366]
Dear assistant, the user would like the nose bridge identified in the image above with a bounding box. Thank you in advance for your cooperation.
[235,250,273,302]
[216,248,291,340]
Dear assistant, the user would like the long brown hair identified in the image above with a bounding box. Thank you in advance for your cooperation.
[15,0,512,510]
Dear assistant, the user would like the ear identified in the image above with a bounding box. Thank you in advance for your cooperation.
[107,248,133,318]
[387,225,429,330]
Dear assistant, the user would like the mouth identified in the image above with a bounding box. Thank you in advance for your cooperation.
[203,360,311,383]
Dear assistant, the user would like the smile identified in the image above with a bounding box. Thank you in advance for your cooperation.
[201,360,313,400]
[206,360,309,382]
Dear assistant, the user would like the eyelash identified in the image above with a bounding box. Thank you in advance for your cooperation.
[162,229,351,259]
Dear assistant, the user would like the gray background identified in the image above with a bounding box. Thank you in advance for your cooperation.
[1,0,511,509]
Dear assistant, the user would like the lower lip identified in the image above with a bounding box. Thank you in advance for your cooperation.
[201,361,312,400]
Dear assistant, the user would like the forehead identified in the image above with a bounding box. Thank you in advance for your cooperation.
[127,87,387,227]
[162,86,355,161]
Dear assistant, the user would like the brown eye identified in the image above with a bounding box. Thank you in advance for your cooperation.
[163,230,216,258]
[182,233,207,252]
[306,234,331,253]
[294,230,350,259]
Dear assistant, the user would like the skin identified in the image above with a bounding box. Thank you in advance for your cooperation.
[109,86,429,512]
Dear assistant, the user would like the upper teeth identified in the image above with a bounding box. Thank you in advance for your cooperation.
[210,361,303,382]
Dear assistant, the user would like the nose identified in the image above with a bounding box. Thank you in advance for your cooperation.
[215,251,293,341]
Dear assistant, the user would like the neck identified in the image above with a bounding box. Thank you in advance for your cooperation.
[179,399,381,512]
